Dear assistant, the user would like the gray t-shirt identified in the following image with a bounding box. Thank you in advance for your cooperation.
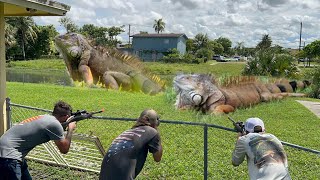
[99,125,161,180]
[0,114,64,161]
[232,133,291,180]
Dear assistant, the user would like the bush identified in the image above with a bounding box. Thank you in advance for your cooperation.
[304,66,320,98]
[242,48,299,78]
[161,49,205,64]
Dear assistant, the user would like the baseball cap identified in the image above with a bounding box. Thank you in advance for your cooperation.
[244,118,265,133]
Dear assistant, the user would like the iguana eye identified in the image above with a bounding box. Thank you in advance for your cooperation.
[69,46,82,58]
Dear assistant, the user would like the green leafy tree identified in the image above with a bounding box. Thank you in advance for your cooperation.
[25,25,59,58]
[6,17,38,60]
[305,66,320,98]
[186,39,195,53]
[153,18,165,34]
[242,48,298,78]
[80,24,124,47]
[59,17,79,33]
[256,34,272,50]
[215,37,232,55]
[194,33,209,49]
[303,40,320,59]
[209,40,224,55]
[79,24,107,39]
[195,48,213,62]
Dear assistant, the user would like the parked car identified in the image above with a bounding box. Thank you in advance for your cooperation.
[233,56,241,61]
[213,55,225,62]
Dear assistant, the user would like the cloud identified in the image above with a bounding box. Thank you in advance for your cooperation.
[170,0,200,9]
[33,0,320,48]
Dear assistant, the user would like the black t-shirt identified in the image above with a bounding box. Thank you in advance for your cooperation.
[99,126,161,180]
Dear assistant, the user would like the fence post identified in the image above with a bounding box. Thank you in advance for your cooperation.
[204,124,208,180]
[5,97,11,129]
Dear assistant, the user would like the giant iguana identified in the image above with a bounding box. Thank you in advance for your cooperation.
[54,33,164,95]
[173,74,308,115]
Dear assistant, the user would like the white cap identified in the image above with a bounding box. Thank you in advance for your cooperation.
[244,118,265,133]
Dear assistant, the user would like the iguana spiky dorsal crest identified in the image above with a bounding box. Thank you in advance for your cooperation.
[94,46,166,89]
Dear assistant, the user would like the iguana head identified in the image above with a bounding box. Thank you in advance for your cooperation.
[55,33,92,80]
[54,33,87,61]
[173,74,220,109]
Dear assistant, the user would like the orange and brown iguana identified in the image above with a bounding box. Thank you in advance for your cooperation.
[54,33,164,95]
[173,74,308,115]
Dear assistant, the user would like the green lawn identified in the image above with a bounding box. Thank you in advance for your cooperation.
[4,59,320,179]
[6,82,320,179]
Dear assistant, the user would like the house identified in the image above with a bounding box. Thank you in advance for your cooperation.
[131,33,188,61]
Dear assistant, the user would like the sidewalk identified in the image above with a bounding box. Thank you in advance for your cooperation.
[296,100,320,118]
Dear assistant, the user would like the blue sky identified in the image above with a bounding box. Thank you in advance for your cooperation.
[34,0,320,48]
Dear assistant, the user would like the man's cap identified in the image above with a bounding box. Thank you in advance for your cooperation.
[244,117,265,133]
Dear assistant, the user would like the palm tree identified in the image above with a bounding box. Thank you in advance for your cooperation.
[4,19,16,48]
[153,18,165,34]
[58,17,78,33]
[6,17,38,60]
[257,34,272,50]
[194,33,209,49]
[235,41,245,55]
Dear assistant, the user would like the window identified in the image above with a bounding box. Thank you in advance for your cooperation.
[164,39,169,44]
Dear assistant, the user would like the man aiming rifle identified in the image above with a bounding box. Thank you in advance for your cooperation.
[231,117,291,180]
[0,101,76,180]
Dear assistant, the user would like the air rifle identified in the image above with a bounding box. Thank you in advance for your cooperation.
[227,116,245,135]
[61,109,104,130]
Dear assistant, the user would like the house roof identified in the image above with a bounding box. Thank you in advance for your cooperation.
[131,33,188,39]
[1,0,70,16]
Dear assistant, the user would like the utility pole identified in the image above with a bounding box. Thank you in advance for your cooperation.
[299,21,302,51]
[128,24,131,45]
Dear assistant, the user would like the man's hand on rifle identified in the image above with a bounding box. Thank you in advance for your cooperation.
[67,121,77,131]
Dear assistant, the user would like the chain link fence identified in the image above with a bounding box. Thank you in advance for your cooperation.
[5,99,320,179]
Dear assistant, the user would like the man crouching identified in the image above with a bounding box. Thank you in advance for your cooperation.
[99,109,163,180]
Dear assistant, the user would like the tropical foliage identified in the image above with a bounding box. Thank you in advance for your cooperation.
[58,17,79,33]
[153,18,166,34]
[6,17,38,60]
[242,35,301,78]
[256,34,272,50]
[242,48,299,78]
[303,40,320,61]
[79,24,125,47]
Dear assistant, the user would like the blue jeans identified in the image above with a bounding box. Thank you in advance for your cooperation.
[0,158,32,180]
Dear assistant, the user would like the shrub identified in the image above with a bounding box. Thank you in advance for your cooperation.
[304,66,320,98]
[161,49,205,64]
[242,48,299,78]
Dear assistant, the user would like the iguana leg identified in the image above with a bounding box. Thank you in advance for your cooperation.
[78,49,93,86]
[79,64,93,86]
[103,71,132,90]
[209,105,235,115]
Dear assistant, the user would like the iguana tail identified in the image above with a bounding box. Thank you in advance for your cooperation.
[127,71,163,95]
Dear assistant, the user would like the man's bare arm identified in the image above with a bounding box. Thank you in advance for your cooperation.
[153,144,163,162]
[54,122,76,154]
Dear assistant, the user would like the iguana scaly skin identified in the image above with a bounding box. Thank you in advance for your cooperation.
[173,74,308,115]
[54,33,164,95]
